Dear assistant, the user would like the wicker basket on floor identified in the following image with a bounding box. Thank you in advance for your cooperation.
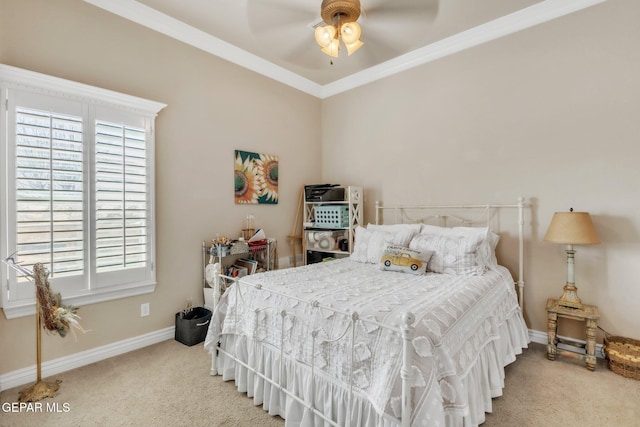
[603,334,640,380]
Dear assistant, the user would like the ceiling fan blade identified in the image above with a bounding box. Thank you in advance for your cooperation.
[359,0,439,52]
[281,39,331,70]
[357,31,405,63]
[251,21,313,46]
[249,22,328,70]
[247,0,317,35]
[362,0,438,23]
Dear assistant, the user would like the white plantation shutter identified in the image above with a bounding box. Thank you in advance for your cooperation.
[94,119,150,286]
[1,65,165,318]
[15,107,85,282]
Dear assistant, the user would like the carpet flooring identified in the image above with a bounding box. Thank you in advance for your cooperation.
[1,340,638,426]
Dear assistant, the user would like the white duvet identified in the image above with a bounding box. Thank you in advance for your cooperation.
[205,259,529,426]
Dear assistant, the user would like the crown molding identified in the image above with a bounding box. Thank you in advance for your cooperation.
[321,0,607,98]
[83,0,606,100]
[82,0,324,98]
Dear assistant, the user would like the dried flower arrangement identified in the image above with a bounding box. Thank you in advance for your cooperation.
[213,235,232,246]
[34,263,86,338]
[1,257,87,402]
[212,235,234,257]
[179,298,194,319]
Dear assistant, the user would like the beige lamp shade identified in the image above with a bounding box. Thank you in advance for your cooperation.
[544,212,600,245]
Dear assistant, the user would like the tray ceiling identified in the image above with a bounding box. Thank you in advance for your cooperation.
[82,0,605,98]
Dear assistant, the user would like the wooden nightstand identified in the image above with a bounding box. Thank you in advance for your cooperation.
[546,298,600,370]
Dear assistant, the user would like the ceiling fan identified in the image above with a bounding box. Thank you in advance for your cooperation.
[314,0,365,58]
[246,0,439,70]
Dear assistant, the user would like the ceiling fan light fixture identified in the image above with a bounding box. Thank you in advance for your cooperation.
[344,39,363,56]
[340,21,361,44]
[321,38,340,58]
[314,25,336,48]
[320,0,361,24]
[316,0,364,59]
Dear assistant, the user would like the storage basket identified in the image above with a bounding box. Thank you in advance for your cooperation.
[314,205,349,227]
[175,307,212,346]
[305,230,347,251]
[603,334,640,380]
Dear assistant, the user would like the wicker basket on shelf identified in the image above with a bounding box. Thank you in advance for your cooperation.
[603,334,640,380]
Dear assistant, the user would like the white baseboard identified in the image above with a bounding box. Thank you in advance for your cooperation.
[0,326,174,392]
[0,326,605,393]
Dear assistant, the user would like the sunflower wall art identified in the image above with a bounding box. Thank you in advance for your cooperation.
[234,150,279,204]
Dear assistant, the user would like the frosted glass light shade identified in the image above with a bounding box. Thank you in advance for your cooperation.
[344,39,363,55]
[316,19,364,58]
[321,38,340,57]
[314,25,336,48]
[340,22,361,44]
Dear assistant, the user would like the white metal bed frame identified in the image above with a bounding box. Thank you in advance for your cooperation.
[208,197,527,427]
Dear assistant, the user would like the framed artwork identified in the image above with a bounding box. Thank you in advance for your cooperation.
[234,150,278,204]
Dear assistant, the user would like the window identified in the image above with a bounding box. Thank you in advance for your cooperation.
[95,120,148,274]
[1,65,166,319]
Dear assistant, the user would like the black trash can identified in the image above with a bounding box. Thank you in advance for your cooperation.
[175,307,212,346]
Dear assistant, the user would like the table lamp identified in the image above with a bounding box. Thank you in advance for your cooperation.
[544,209,600,309]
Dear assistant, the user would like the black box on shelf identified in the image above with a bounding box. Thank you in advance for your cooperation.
[304,184,344,202]
[306,250,324,264]
[175,307,212,346]
[306,250,340,264]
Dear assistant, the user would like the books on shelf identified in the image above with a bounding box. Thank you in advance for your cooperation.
[225,264,248,278]
[235,258,258,275]
[231,264,248,278]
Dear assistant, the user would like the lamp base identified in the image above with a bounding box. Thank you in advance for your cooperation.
[558,284,583,309]
[18,379,61,402]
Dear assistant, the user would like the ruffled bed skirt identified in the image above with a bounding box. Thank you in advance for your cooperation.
[213,310,529,427]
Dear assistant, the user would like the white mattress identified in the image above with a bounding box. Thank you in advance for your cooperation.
[204,259,529,426]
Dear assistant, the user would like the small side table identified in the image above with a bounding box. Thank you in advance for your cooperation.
[546,298,600,371]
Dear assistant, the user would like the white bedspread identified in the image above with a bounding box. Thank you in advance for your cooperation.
[204,259,529,426]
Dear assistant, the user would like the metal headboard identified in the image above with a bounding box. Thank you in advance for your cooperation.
[374,197,527,308]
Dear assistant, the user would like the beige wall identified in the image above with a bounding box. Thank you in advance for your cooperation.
[1,0,639,377]
[322,0,640,339]
[0,0,321,374]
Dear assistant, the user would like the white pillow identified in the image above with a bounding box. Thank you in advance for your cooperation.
[367,223,422,233]
[366,224,418,248]
[418,225,500,267]
[410,232,486,275]
[351,226,416,264]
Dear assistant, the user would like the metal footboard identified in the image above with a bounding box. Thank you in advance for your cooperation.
[210,268,416,427]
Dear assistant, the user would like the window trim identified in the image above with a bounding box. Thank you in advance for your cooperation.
[1,64,166,319]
